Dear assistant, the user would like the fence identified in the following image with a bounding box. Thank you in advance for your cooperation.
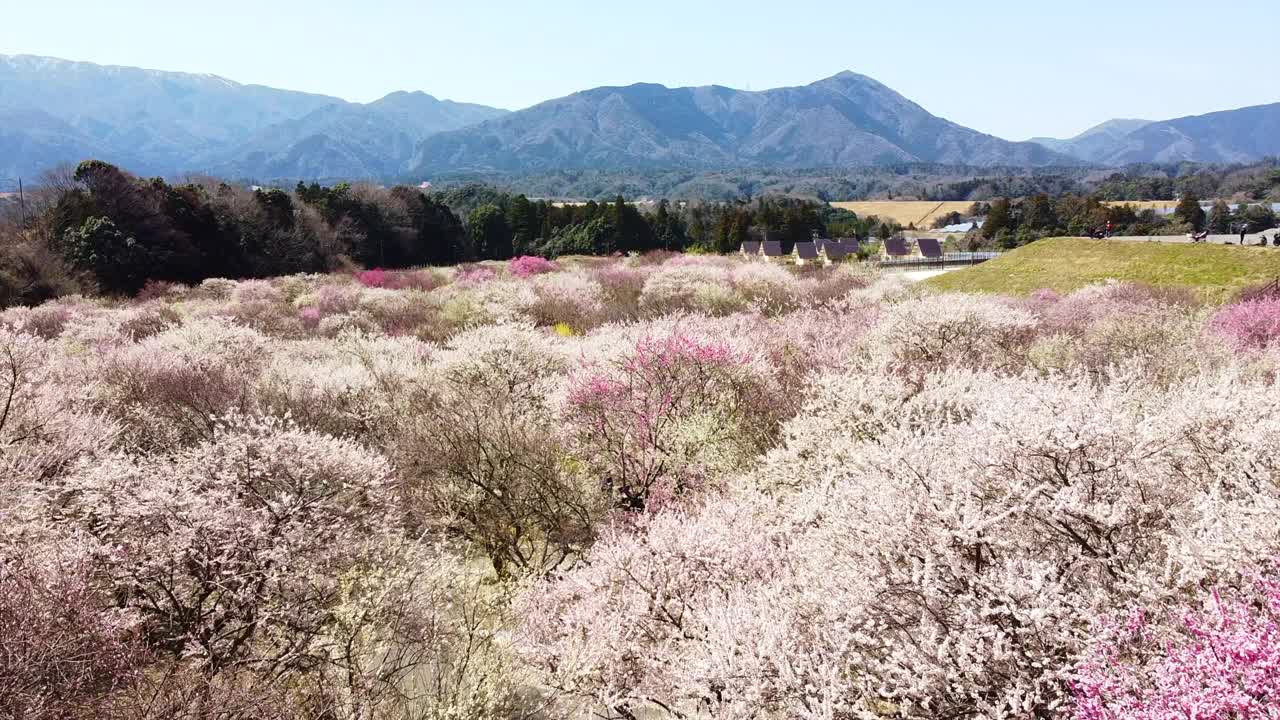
[868,252,1002,271]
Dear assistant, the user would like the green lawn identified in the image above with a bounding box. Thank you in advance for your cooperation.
[925,238,1280,302]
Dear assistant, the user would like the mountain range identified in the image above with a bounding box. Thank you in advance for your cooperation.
[1028,104,1280,165]
[0,54,507,180]
[407,72,1068,172]
[2,53,1278,182]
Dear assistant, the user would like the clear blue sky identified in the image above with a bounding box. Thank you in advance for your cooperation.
[3,0,1276,140]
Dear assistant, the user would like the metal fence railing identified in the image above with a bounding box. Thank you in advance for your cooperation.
[868,252,1002,271]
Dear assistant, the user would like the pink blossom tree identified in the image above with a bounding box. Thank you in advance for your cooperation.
[565,332,782,511]
[1210,296,1280,352]
[509,255,558,279]
[1073,571,1280,720]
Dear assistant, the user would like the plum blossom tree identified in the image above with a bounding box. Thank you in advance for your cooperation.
[0,544,145,720]
[397,324,605,577]
[1072,570,1280,720]
[1210,296,1280,352]
[39,416,404,696]
[520,365,1280,719]
[565,331,783,511]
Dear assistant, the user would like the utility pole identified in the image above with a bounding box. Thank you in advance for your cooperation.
[17,178,25,227]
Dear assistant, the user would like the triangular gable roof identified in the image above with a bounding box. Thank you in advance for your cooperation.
[762,241,784,256]
[794,242,818,260]
[741,241,762,254]
[917,237,943,258]
[883,237,913,256]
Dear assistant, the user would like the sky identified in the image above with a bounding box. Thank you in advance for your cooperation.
[3,0,1277,140]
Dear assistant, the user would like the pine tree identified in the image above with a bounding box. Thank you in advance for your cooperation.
[1174,193,1206,231]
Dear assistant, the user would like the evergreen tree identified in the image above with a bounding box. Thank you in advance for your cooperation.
[983,198,1013,240]
[467,204,513,261]
[1208,200,1234,234]
[1174,193,1206,231]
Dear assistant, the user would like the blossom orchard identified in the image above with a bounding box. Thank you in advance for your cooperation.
[1,251,1278,719]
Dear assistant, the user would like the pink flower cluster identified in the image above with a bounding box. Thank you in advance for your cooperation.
[454,265,497,286]
[1210,297,1280,351]
[355,268,440,291]
[1072,572,1280,720]
[566,332,777,511]
[509,255,557,278]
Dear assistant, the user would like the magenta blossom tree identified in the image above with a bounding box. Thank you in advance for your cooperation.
[1209,297,1280,352]
[1072,570,1280,720]
[509,255,557,279]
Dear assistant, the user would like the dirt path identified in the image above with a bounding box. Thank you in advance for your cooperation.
[1106,233,1279,246]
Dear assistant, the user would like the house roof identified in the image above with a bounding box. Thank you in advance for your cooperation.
[883,237,913,256]
[823,243,848,260]
[741,241,761,254]
[917,237,943,258]
[762,241,784,256]
[795,242,818,259]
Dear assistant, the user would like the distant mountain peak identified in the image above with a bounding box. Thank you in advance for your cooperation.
[377,90,438,101]
[408,72,1075,174]
[1030,105,1280,165]
[0,53,507,180]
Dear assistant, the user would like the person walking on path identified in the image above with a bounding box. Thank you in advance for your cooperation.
[1240,223,1249,245]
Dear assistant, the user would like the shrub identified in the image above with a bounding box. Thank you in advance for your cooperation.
[454,265,497,286]
[192,277,239,301]
[353,267,442,292]
[529,271,608,331]
[1072,571,1280,720]
[592,263,646,321]
[730,262,802,315]
[95,318,271,449]
[1210,296,1280,351]
[257,332,431,440]
[0,303,72,339]
[355,267,392,288]
[117,302,181,340]
[865,293,1039,376]
[639,264,742,317]
[522,366,1280,718]
[509,255,558,278]
[396,324,603,576]
[135,279,188,302]
[442,278,537,326]
[47,416,400,678]
[565,332,781,511]
[230,278,285,305]
[0,544,145,720]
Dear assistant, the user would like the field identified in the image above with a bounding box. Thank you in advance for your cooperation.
[926,236,1280,300]
[1103,200,1180,212]
[831,200,1183,230]
[6,252,1280,719]
[829,200,974,228]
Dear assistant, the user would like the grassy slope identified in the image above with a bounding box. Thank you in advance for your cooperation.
[925,237,1280,301]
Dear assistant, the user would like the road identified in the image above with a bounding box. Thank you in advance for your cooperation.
[1106,233,1279,246]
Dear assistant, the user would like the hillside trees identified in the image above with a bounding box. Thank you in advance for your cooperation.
[1174,192,1206,230]
[468,204,514,260]
[43,162,477,295]
[1208,199,1234,232]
